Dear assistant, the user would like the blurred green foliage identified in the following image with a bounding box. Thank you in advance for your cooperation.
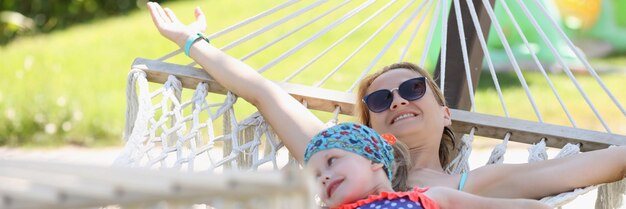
[0,0,170,45]
[0,0,286,147]
[615,0,626,27]
[0,0,624,148]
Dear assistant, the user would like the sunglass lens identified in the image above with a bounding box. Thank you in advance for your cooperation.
[399,77,426,101]
[365,90,393,113]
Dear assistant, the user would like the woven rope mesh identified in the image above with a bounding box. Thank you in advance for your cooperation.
[112,71,308,209]
[117,71,293,172]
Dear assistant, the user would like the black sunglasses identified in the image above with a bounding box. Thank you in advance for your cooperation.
[362,77,427,113]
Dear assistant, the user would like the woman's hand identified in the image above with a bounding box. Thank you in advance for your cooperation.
[147,2,206,47]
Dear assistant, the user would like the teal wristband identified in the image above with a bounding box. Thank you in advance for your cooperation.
[184,32,210,56]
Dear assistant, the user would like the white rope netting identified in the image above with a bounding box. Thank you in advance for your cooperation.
[110,70,310,208]
[117,70,293,172]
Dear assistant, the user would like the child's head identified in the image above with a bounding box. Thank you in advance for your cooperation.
[304,122,396,207]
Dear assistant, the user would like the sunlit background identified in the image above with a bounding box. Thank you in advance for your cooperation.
[1,0,625,147]
[1,0,625,207]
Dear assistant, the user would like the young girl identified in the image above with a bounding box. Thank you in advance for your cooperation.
[304,122,550,209]
[146,2,626,200]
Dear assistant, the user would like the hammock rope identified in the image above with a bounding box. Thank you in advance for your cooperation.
[518,0,610,132]
[285,0,395,83]
[489,0,570,123]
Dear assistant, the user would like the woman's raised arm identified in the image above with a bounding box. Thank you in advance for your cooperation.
[465,146,626,199]
[147,2,326,163]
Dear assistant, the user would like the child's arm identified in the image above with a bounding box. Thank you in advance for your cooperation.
[425,187,551,209]
[464,146,626,199]
[147,2,326,163]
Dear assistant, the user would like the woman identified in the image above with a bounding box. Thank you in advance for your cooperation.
[146,2,626,199]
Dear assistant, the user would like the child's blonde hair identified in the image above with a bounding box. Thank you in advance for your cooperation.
[391,140,412,191]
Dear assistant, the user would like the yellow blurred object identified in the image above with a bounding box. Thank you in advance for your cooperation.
[555,0,601,29]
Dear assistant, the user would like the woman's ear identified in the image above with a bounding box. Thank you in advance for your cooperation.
[441,106,451,126]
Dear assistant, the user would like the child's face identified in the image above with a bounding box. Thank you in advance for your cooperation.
[307,148,381,208]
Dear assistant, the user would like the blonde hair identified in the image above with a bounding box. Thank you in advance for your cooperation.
[391,140,412,191]
[355,62,457,169]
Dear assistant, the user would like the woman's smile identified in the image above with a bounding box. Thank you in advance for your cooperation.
[391,112,419,125]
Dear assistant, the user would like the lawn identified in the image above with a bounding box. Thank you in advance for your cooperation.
[1,0,624,147]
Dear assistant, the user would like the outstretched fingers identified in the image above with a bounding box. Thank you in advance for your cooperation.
[155,4,171,24]
[147,2,171,29]
[147,2,206,45]
[164,7,182,24]
[147,2,163,28]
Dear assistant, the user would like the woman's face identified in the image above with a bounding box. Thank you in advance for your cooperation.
[365,68,451,148]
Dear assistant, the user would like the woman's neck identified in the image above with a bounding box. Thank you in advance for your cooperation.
[408,146,445,172]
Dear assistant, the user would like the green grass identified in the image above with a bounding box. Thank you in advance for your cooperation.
[0,0,625,147]
[475,70,626,133]
[0,1,196,147]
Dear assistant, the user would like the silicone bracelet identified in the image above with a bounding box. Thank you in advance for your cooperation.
[184,32,210,56]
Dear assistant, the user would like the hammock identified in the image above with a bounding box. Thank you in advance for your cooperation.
[119,0,626,208]
[7,0,624,208]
